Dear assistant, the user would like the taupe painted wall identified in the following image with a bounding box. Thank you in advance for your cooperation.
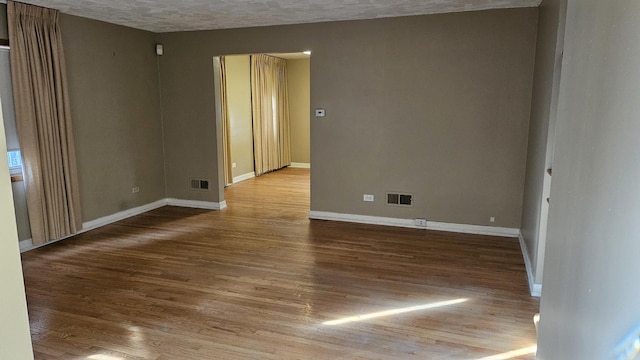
[1,48,31,241]
[158,9,537,228]
[520,0,566,284]
[0,96,34,360]
[157,31,224,203]
[60,15,166,222]
[0,4,7,41]
[224,55,254,178]
[10,181,30,240]
[0,50,17,150]
[287,58,310,164]
[538,1,640,358]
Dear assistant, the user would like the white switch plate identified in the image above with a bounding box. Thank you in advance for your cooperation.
[232,162,237,168]
[314,108,326,117]
[490,216,496,223]
[132,187,140,193]
[363,194,374,202]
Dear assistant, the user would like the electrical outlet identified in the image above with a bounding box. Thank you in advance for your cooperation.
[363,194,374,202]
[490,216,496,223]
[232,162,237,168]
[132,187,140,194]
[414,218,428,227]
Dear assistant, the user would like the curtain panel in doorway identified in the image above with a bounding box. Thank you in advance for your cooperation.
[218,56,234,186]
[250,54,291,176]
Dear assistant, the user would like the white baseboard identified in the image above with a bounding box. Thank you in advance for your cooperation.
[19,199,168,252]
[82,199,167,232]
[19,198,227,253]
[519,231,542,297]
[19,238,34,252]
[19,237,68,253]
[233,172,255,183]
[166,198,227,210]
[289,162,310,169]
[308,211,520,237]
[309,211,422,229]
[427,221,520,237]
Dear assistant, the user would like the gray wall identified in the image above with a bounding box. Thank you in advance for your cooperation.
[225,55,254,178]
[288,58,310,164]
[0,50,17,150]
[538,1,640,358]
[60,15,166,222]
[520,0,567,284]
[0,48,31,241]
[158,9,538,228]
[157,29,225,203]
[0,4,7,41]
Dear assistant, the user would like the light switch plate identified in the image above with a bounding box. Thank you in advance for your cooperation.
[314,108,326,117]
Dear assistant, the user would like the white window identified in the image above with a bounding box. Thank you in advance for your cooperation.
[7,149,22,174]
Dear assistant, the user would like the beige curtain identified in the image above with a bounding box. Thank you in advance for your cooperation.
[8,1,82,245]
[218,56,233,186]
[250,54,291,176]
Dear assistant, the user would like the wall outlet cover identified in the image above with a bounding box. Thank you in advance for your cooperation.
[414,218,428,227]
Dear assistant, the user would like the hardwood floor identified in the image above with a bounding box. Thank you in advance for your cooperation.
[22,168,539,359]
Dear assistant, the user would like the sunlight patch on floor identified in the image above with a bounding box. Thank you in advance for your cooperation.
[87,355,123,360]
[322,298,468,325]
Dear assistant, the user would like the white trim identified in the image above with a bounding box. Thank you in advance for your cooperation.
[19,239,34,252]
[82,199,167,232]
[19,198,227,252]
[233,171,255,184]
[309,211,422,229]
[427,221,519,237]
[167,198,227,210]
[519,231,542,297]
[20,199,168,253]
[289,162,311,169]
[308,211,520,237]
[19,235,73,253]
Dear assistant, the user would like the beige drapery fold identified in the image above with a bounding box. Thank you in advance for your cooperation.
[8,1,82,245]
[218,56,233,186]
[250,54,291,176]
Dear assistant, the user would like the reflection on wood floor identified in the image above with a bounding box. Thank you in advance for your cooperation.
[22,167,539,359]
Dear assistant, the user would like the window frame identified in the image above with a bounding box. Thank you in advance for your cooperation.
[7,149,23,175]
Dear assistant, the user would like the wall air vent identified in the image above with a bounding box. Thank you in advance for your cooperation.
[386,192,413,207]
[190,178,210,191]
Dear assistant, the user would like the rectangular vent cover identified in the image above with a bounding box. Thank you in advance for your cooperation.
[387,192,413,207]
[190,178,210,191]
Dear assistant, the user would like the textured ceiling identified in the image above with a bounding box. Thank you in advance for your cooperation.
[12,0,541,33]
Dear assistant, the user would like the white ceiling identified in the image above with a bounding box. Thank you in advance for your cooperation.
[9,0,541,33]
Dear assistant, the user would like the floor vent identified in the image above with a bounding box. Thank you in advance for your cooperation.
[387,192,413,206]
[190,179,210,191]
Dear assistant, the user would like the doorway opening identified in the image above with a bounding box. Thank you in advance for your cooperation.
[213,52,311,210]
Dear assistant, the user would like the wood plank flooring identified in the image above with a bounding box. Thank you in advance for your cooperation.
[21,168,539,359]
